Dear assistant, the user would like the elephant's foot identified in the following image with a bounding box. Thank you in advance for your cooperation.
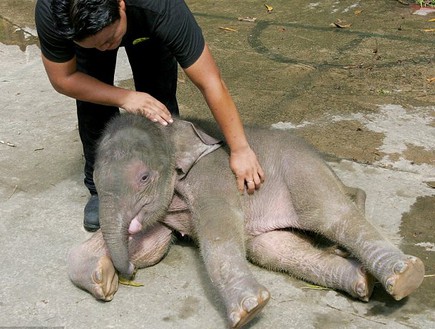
[226,284,270,329]
[91,255,119,301]
[68,253,119,301]
[348,265,375,302]
[331,248,374,301]
[383,255,425,301]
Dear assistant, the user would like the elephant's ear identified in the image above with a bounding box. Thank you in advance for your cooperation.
[173,120,223,179]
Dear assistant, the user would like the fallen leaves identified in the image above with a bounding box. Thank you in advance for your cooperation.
[264,4,273,13]
[119,277,144,287]
[421,16,435,31]
[219,26,237,32]
[301,283,329,290]
[330,7,364,28]
[330,19,352,28]
[218,5,262,33]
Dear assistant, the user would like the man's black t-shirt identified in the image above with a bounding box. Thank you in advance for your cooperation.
[35,0,205,68]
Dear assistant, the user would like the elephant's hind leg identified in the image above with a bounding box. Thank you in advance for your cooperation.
[310,208,425,301]
[344,186,366,214]
[379,255,425,301]
[247,230,375,301]
[67,231,118,301]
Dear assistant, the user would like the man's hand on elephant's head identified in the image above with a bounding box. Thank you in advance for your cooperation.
[120,90,174,126]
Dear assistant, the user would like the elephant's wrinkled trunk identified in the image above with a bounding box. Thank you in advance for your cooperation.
[100,206,135,279]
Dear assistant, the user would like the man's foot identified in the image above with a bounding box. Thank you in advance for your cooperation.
[84,194,99,232]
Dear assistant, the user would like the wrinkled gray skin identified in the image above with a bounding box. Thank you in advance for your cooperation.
[68,114,424,329]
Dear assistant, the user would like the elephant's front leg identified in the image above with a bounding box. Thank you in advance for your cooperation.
[194,200,270,329]
[67,223,173,301]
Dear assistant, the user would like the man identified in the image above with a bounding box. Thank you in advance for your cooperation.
[35,0,265,231]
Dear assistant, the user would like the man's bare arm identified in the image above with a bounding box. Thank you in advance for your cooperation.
[184,44,265,193]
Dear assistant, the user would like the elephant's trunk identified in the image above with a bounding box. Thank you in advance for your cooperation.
[99,202,135,279]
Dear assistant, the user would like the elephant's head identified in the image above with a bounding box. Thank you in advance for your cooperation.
[94,114,221,278]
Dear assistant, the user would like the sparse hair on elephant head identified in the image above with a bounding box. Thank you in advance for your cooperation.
[93,113,222,278]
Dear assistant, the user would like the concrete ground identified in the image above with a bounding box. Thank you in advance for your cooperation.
[0,0,434,328]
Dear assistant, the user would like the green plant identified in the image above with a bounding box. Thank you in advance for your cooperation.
[416,0,435,7]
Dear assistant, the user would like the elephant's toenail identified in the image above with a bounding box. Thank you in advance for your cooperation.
[261,290,270,301]
[243,297,259,312]
[386,278,394,293]
[230,312,241,326]
[356,282,366,297]
[93,269,103,283]
[393,261,407,274]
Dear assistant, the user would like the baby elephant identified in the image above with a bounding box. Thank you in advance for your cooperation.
[68,113,424,328]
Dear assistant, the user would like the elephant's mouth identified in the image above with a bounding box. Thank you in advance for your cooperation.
[125,201,154,236]
[126,206,160,236]
[125,198,171,238]
[128,213,143,235]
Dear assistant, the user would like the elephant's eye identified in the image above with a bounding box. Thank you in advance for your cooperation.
[140,173,149,183]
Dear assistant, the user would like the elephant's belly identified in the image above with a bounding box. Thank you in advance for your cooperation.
[244,191,301,236]
[163,193,194,237]
[163,210,194,237]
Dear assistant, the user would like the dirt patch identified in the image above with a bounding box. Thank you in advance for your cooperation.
[296,120,385,163]
[401,144,435,165]
[399,195,435,309]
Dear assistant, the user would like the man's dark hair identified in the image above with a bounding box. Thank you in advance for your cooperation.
[51,0,121,41]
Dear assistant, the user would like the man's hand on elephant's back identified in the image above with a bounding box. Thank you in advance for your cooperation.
[120,90,174,126]
[230,146,265,195]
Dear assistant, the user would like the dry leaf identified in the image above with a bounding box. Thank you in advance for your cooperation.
[119,277,144,287]
[301,283,329,290]
[330,19,352,28]
[422,28,435,32]
[264,4,273,13]
[219,26,237,32]
[354,9,363,15]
